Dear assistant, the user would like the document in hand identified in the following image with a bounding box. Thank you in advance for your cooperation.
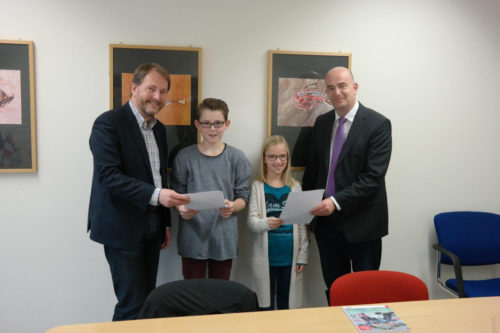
[185,191,226,210]
[343,305,410,332]
[280,189,324,224]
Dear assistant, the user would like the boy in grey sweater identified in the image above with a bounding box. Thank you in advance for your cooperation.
[172,98,251,279]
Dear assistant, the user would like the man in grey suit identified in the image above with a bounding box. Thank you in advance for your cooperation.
[303,67,392,301]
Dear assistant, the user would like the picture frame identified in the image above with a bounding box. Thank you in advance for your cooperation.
[267,50,351,169]
[110,44,201,167]
[0,40,36,173]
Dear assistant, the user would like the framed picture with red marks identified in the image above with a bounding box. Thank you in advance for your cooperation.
[110,44,201,167]
[0,40,36,173]
[267,50,351,169]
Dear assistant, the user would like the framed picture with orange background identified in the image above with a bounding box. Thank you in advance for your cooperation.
[267,50,351,169]
[110,44,201,167]
[0,40,36,173]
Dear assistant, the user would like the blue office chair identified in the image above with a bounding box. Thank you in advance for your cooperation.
[433,211,500,298]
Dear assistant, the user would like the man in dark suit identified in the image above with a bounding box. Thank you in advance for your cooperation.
[303,67,392,301]
[88,63,190,320]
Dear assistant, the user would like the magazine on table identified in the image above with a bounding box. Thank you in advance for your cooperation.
[343,305,410,332]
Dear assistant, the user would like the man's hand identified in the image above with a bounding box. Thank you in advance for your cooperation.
[176,205,199,220]
[160,229,171,249]
[219,200,234,218]
[159,189,190,207]
[310,198,336,216]
[268,217,283,230]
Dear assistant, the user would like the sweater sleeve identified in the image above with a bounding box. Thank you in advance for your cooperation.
[293,181,309,264]
[233,150,252,203]
[297,224,309,265]
[171,147,189,194]
[247,181,269,233]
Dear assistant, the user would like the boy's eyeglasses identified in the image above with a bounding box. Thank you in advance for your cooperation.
[199,121,226,128]
[265,154,288,161]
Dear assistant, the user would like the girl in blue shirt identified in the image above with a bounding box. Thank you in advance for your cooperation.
[247,135,309,309]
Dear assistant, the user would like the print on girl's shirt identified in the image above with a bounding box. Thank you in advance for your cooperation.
[265,183,293,266]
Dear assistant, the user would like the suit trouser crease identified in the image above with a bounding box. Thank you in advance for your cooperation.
[104,213,162,321]
[314,217,382,299]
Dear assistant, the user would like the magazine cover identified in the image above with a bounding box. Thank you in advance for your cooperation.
[343,305,410,332]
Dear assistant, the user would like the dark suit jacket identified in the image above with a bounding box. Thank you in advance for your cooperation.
[303,103,392,243]
[88,103,170,249]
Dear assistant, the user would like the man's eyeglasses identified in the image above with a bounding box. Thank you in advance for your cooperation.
[198,121,226,128]
[265,154,288,161]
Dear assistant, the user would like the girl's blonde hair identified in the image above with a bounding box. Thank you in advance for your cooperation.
[257,135,296,187]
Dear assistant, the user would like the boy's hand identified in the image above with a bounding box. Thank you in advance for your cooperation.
[176,205,199,220]
[268,217,283,230]
[219,200,234,218]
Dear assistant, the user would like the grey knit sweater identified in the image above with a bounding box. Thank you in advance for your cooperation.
[172,144,251,260]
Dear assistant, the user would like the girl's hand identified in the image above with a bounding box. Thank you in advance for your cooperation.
[268,217,283,230]
[219,200,234,218]
[296,264,306,273]
[176,205,199,220]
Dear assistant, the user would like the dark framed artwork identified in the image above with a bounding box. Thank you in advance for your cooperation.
[267,50,351,169]
[110,44,201,167]
[0,40,36,173]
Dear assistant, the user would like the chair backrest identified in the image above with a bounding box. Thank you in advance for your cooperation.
[138,279,259,318]
[330,270,429,306]
[434,211,500,266]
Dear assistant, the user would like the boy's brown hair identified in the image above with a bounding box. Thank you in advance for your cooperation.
[196,98,229,120]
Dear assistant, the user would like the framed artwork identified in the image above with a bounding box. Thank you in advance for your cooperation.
[110,44,201,167]
[0,40,36,173]
[267,50,351,169]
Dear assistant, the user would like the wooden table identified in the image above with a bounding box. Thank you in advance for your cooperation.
[47,296,500,333]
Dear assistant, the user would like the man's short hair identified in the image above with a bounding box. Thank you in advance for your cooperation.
[196,98,229,120]
[132,63,171,91]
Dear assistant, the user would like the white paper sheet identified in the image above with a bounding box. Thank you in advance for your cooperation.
[280,189,324,224]
[185,191,226,210]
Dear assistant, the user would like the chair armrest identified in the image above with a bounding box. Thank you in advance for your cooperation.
[433,243,465,297]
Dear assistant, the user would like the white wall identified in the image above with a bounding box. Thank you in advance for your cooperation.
[1,0,499,332]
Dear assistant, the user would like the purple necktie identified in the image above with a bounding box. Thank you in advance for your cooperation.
[325,117,346,197]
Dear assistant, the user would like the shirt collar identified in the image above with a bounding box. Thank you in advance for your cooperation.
[129,101,157,130]
[335,100,359,123]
